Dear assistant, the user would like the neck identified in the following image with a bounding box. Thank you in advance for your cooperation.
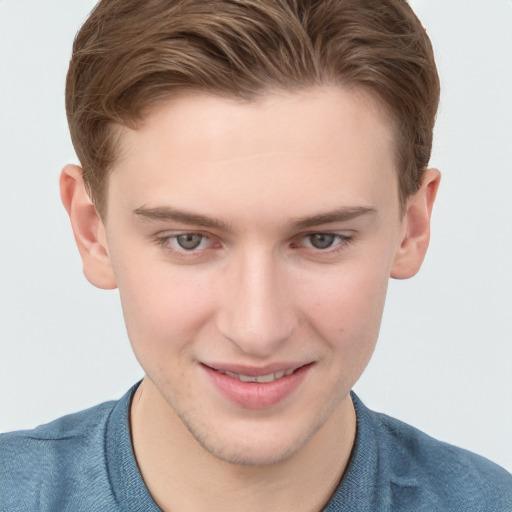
[130,378,356,512]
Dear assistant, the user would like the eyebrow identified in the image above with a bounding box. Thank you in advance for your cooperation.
[133,205,376,231]
[291,206,377,229]
[133,206,232,231]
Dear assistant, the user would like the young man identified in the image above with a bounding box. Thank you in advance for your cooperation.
[1,0,511,510]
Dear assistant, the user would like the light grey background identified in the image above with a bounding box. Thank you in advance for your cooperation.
[1,0,511,472]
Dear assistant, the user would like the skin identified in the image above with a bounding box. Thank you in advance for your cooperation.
[61,86,439,511]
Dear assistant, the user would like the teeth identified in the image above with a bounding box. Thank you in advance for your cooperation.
[256,373,275,383]
[239,374,258,383]
[221,368,296,383]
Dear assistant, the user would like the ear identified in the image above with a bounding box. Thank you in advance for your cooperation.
[60,164,117,289]
[391,168,441,279]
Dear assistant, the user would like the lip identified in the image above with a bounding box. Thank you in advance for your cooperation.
[201,362,313,409]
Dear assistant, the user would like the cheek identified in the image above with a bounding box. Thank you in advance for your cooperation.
[298,260,390,349]
[113,258,217,359]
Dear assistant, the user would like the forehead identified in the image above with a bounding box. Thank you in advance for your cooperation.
[108,86,399,223]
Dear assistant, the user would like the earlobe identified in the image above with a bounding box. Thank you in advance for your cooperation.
[60,164,117,290]
[390,168,441,280]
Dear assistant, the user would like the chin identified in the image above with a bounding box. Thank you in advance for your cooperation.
[180,411,322,467]
[197,432,310,467]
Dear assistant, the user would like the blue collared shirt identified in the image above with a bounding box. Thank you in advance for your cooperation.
[1,384,511,511]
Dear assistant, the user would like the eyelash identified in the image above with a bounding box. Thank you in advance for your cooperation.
[153,232,354,258]
[154,232,216,258]
[291,233,353,254]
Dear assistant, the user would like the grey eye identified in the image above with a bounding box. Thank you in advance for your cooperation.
[308,233,336,249]
[176,234,204,250]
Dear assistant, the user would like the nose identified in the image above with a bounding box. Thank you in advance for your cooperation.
[216,248,298,357]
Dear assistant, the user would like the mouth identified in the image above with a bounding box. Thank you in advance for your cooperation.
[219,367,296,383]
[201,362,313,409]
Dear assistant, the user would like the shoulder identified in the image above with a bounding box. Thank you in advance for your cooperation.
[1,399,116,457]
[0,400,118,511]
[370,406,512,510]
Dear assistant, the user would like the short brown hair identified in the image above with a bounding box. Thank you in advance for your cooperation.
[66,0,439,214]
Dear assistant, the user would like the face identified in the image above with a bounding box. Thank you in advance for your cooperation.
[102,87,406,465]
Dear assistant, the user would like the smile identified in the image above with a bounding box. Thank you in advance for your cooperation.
[220,368,295,383]
[202,363,312,409]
